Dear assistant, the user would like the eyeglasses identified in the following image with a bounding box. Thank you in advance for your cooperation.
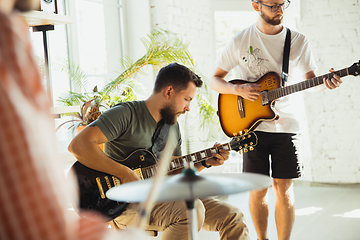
[255,0,291,12]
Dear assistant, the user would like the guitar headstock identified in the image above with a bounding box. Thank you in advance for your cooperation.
[229,131,258,152]
[348,60,360,76]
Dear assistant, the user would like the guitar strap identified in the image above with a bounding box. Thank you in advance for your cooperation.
[112,101,170,159]
[151,119,170,159]
[282,27,291,86]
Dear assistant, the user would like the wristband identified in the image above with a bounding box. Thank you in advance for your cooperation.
[201,160,211,168]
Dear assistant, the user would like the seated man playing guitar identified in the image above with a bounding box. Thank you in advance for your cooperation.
[68,63,250,240]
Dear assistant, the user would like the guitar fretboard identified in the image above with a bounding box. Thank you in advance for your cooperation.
[139,143,231,179]
[268,68,349,101]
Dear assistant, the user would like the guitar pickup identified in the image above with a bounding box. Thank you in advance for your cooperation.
[96,177,106,199]
[260,90,269,106]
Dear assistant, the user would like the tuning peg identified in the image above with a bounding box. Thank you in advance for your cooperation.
[249,146,254,151]
[250,142,253,146]
[244,129,249,133]
[233,133,238,137]
[244,148,248,153]
[239,131,243,135]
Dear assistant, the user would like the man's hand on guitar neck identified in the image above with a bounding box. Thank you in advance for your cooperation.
[205,142,231,167]
[233,83,262,102]
[324,68,343,90]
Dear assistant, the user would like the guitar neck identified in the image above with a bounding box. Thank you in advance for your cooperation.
[268,68,349,101]
[140,143,231,179]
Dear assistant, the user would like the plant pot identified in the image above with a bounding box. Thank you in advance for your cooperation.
[76,126,104,151]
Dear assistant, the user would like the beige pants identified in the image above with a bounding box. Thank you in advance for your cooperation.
[112,197,249,240]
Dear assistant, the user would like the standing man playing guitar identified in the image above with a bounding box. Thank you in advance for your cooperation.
[210,1,343,240]
[68,63,250,240]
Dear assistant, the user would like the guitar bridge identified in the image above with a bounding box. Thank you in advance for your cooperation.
[261,90,269,106]
[237,96,245,118]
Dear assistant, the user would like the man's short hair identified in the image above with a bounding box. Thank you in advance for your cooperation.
[154,63,203,93]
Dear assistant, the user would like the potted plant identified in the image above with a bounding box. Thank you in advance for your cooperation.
[57,29,220,152]
[57,29,195,128]
[55,96,105,132]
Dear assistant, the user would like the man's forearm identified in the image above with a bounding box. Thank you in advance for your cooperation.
[210,76,237,95]
[68,137,133,181]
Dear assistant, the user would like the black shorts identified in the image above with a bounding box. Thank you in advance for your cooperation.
[243,131,303,179]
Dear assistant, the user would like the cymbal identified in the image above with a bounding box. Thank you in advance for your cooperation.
[106,171,271,202]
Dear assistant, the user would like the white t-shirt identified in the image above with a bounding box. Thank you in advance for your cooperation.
[216,24,317,133]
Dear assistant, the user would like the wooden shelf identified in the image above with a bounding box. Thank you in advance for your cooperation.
[51,106,80,118]
[51,106,80,114]
[17,11,73,27]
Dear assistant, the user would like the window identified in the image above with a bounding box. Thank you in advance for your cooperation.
[29,0,124,159]
[72,0,124,93]
[214,11,258,80]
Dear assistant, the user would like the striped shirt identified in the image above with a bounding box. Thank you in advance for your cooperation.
[0,10,125,240]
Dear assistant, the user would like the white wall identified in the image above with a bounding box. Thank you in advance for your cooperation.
[296,0,360,183]
[150,0,216,73]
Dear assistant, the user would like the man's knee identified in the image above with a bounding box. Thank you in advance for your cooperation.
[272,179,294,204]
[207,201,247,229]
[223,206,246,226]
[250,187,268,200]
[220,207,249,239]
[272,179,293,194]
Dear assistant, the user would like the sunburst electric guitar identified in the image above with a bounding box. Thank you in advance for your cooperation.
[70,132,258,220]
[218,61,360,137]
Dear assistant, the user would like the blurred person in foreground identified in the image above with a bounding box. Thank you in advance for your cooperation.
[0,0,147,239]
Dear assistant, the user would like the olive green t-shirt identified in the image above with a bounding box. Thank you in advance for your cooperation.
[91,101,182,162]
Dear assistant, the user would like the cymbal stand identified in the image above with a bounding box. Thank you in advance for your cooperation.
[183,163,199,240]
[185,200,199,240]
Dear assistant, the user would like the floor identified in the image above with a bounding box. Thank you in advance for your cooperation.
[153,181,360,240]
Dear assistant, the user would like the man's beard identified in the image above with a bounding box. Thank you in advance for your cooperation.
[160,105,184,125]
[260,10,283,26]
